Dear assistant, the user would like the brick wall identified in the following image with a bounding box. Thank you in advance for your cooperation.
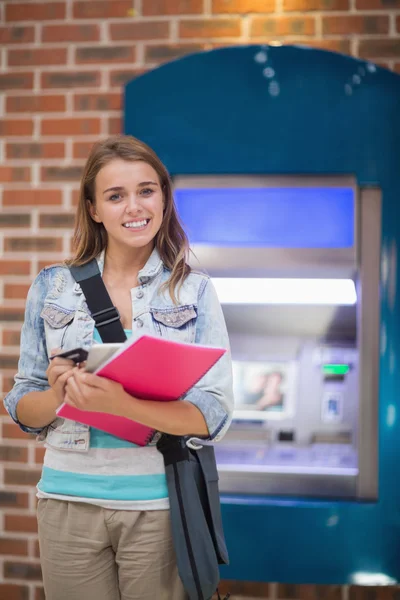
[0,0,399,598]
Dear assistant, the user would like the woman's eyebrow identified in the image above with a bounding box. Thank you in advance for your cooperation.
[103,186,124,195]
[138,181,158,187]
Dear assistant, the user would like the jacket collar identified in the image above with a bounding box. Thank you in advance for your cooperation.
[73,247,164,294]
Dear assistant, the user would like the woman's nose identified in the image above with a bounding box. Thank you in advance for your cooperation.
[126,194,141,212]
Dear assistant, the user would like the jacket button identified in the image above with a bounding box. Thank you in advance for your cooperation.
[136,290,144,299]
[136,318,144,328]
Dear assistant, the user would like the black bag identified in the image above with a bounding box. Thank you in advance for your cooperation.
[69,260,230,600]
[157,434,229,600]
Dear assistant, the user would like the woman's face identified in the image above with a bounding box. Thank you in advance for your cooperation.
[90,158,164,255]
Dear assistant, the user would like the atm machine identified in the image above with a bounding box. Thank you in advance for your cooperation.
[125,45,400,584]
[173,177,380,501]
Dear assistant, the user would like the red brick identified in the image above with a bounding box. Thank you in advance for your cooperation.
[290,39,351,53]
[356,0,399,7]
[2,330,22,346]
[5,468,42,486]
[76,45,135,64]
[0,403,9,416]
[0,492,30,509]
[41,166,84,182]
[41,117,101,136]
[73,141,95,159]
[41,71,101,89]
[6,2,66,21]
[0,26,35,44]
[35,588,45,600]
[212,0,275,12]
[218,580,270,596]
[0,72,34,90]
[0,538,28,556]
[359,39,400,58]
[284,0,348,9]
[143,0,203,15]
[38,260,54,270]
[109,69,147,87]
[74,92,121,112]
[4,284,31,300]
[397,16,400,32]
[72,189,80,206]
[0,307,25,323]
[0,260,30,275]
[73,0,133,18]
[0,353,20,370]
[145,43,205,63]
[0,119,33,136]
[110,21,170,41]
[4,237,63,253]
[0,584,30,600]
[251,16,316,36]
[39,213,75,229]
[0,213,30,228]
[6,94,66,113]
[4,561,42,581]
[2,374,19,394]
[0,167,30,182]
[35,447,46,464]
[322,15,389,34]
[108,116,122,135]
[3,190,63,206]
[277,584,342,600]
[180,18,242,38]
[0,445,28,462]
[8,48,67,67]
[6,143,65,160]
[42,23,100,43]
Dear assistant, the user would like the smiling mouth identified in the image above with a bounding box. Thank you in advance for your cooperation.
[122,219,150,230]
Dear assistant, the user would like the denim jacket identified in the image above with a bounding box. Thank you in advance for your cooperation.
[4,249,234,452]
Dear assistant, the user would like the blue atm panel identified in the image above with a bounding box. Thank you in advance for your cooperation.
[174,186,355,248]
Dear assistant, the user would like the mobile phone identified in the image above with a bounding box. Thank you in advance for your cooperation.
[50,347,89,363]
[85,343,121,373]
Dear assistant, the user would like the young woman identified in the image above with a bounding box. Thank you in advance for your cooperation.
[4,135,234,600]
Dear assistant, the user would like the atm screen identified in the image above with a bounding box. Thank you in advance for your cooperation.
[232,359,297,420]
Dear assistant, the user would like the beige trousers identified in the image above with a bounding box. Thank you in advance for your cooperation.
[37,499,187,600]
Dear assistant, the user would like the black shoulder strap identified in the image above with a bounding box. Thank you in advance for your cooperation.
[69,259,127,343]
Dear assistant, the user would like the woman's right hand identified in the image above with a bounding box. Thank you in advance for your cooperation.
[46,349,76,406]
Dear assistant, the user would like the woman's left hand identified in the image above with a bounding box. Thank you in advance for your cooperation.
[64,368,127,415]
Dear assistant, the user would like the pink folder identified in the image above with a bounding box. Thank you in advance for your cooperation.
[56,334,226,446]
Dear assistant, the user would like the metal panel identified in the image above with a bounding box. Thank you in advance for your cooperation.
[356,188,381,499]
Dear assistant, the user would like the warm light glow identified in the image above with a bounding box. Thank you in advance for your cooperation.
[211,278,357,306]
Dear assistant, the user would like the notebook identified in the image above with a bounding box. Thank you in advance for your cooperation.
[56,334,226,446]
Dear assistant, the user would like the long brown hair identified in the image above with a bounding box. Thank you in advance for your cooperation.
[69,135,191,304]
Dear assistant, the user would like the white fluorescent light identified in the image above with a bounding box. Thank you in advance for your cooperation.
[352,572,397,586]
[211,278,357,306]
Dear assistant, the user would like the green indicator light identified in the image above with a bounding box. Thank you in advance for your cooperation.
[322,364,350,376]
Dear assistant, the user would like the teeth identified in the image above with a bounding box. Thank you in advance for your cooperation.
[124,220,148,229]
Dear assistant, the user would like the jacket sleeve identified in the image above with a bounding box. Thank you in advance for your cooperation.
[183,278,234,442]
[3,269,50,434]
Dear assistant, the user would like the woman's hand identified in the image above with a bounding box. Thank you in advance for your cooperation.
[46,348,76,407]
[64,369,127,415]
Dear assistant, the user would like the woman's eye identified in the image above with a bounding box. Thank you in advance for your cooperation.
[109,193,121,201]
[140,188,154,197]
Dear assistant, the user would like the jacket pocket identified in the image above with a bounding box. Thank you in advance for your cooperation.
[41,304,75,329]
[40,303,75,354]
[150,305,197,343]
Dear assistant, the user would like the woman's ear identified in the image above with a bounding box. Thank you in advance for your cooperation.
[87,199,101,223]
